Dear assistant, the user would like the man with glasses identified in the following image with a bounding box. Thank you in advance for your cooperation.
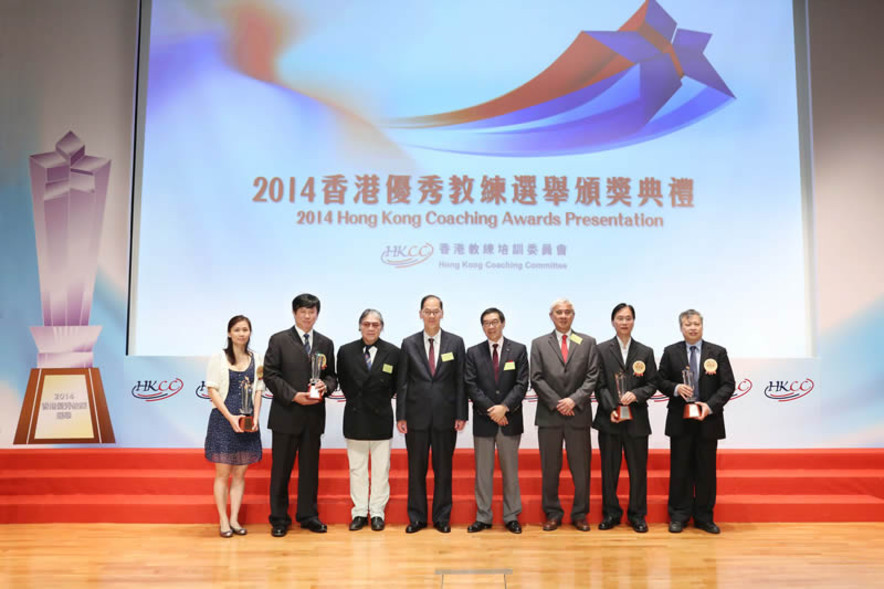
[464,307,528,534]
[337,309,399,532]
[396,295,467,534]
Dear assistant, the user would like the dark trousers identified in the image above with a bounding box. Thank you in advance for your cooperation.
[405,428,456,525]
[538,426,591,522]
[668,427,718,524]
[598,431,649,521]
[269,429,321,527]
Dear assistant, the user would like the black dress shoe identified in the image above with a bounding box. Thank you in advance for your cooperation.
[505,520,522,534]
[271,525,288,537]
[695,520,721,534]
[405,521,427,534]
[668,520,685,533]
[349,516,368,531]
[467,521,492,533]
[598,516,621,530]
[370,517,385,531]
[300,518,327,533]
[629,517,649,533]
[434,521,451,533]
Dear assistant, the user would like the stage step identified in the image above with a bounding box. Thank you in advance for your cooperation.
[1,449,882,524]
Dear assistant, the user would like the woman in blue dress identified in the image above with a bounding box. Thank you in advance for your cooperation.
[205,315,263,537]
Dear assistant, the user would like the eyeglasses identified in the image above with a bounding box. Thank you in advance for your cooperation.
[361,321,381,328]
[482,320,501,327]
[421,309,442,317]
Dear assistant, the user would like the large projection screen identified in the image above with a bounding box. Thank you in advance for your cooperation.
[130,0,813,360]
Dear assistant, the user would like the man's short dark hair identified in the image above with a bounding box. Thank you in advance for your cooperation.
[480,307,505,324]
[611,303,636,321]
[420,294,443,310]
[292,293,321,313]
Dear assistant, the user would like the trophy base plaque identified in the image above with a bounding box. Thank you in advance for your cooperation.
[307,381,322,399]
[683,403,702,420]
[14,367,115,444]
[616,405,632,421]
[238,415,254,431]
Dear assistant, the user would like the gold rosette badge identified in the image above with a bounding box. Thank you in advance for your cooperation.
[256,365,264,379]
[317,353,328,370]
[632,360,646,377]
[704,358,718,375]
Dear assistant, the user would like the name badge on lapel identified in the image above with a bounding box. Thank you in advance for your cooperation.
[569,334,583,345]
[503,361,516,371]
[441,352,454,362]
[382,363,394,374]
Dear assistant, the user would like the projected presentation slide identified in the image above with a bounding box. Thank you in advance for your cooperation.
[131,0,810,359]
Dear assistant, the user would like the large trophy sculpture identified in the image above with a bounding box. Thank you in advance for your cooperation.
[14,132,115,444]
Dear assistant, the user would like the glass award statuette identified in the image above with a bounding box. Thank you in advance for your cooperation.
[14,132,114,444]
[307,353,326,399]
[614,371,632,421]
[682,367,701,420]
[239,377,254,431]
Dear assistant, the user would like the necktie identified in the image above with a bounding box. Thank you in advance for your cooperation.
[303,333,311,356]
[364,346,372,369]
[492,343,499,384]
[689,345,699,396]
[428,337,436,376]
[561,334,568,363]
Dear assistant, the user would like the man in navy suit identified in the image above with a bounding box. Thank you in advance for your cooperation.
[396,295,467,533]
[264,293,337,537]
[592,303,659,533]
[464,307,528,534]
[337,309,399,532]
[658,309,735,534]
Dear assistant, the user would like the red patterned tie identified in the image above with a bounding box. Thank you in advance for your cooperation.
[428,337,436,376]
[492,343,499,384]
[561,334,568,363]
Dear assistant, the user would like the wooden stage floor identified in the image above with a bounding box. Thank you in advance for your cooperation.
[2,522,882,588]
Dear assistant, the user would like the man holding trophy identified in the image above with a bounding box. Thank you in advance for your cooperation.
[592,303,658,533]
[658,309,735,534]
[264,294,337,537]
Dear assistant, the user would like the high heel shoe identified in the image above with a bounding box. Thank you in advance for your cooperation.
[219,527,234,538]
[230,525,247,536]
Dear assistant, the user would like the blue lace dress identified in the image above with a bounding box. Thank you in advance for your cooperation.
[204,355,262,465]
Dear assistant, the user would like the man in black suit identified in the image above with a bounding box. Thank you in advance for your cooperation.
[658,309,735,534]
[464,307,528,535]
[337,309,399,532]
[530,298,600,532]
[264,293,337,537]
[396,294,467,534]
[592,303,659,533]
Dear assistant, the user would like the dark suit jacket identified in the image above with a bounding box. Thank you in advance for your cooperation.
[264,327,337,435]
[337,338,400,440]
[530,330,600,429]
[465,337,528,437]
[396,329,467,431]
[658,340,735,439]
[592,337,659,437]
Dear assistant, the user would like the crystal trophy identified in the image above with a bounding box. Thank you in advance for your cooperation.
[15,132,115,444]
[307,353,325,399]
[239,376,254,431]
[614,371,632,421]
[682,367,701,419]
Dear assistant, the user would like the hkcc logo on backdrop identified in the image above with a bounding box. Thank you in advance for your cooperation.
[381,243,434,268]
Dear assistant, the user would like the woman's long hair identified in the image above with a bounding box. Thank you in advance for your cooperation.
[224,315,252,364]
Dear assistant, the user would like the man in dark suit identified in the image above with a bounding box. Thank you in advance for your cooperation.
[337,308,399,532]
[530,298,600,532]
[264,293,337,537]
[396,294,467,534]
[592,303,659,533]
[464,307,528,535]
[658,309,735,534]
